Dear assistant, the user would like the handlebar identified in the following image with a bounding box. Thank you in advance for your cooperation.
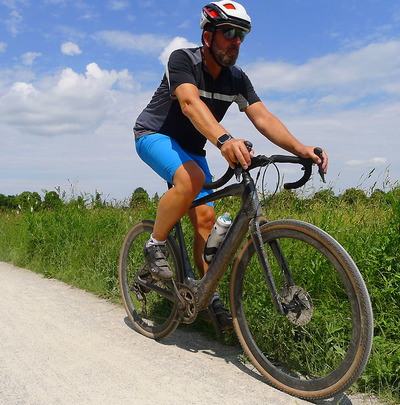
[203,145,325,191]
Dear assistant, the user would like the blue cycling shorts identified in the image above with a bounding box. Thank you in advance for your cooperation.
[135,133,213,204]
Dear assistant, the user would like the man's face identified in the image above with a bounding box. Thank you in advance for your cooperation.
[212,27,243,67]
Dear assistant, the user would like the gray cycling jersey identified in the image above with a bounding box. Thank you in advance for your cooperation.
[134,46,260,156]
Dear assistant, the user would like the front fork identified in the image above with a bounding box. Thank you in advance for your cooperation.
[249,218,294,316]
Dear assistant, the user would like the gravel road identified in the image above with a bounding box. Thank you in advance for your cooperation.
[0,262,381,405]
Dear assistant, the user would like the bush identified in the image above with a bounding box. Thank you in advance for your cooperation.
[340,187,368,204]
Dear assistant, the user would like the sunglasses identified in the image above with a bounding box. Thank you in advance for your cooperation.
[220,27,247,42]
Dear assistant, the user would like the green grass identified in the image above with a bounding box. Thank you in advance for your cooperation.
[0,186,399,403]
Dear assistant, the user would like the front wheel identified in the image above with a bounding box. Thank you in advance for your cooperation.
[230,219,373,400]
[119,220,184,340]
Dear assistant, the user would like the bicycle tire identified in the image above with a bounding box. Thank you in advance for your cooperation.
[119,220,184,340]
[230,219,373,400]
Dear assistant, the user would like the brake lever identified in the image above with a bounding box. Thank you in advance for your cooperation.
[234,140,254,182]
[234,165,242,182]
[314,147,326,183]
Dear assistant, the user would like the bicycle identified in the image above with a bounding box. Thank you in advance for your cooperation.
[119,145,373,401]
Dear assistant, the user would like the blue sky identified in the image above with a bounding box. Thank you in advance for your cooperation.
[1,0,399,201]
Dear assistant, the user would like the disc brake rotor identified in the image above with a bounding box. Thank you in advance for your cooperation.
[282,286,314,326]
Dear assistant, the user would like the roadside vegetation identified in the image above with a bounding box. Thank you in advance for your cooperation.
[0,184,399,403]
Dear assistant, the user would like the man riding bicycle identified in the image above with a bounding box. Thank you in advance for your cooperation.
[133,1,328,330]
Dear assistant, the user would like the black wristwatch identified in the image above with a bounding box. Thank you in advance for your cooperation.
[217,134,233,149]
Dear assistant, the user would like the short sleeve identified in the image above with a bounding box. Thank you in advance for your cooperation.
[235,70,260,111]
[166,49,198,97]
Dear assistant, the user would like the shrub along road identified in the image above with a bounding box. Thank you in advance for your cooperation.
[0,262,380,405]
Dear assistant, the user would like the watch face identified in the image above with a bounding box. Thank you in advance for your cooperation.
[218,134,231,143]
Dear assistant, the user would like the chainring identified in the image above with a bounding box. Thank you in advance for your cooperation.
[282,285,314,326]
[176,284,198,324]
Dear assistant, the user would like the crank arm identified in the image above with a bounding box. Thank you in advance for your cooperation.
[136,277,175,302]
[170,278,187,308]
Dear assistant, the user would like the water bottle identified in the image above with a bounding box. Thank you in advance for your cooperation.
[203,213,231,264]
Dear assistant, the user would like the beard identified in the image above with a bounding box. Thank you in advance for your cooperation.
[212,43,239,67]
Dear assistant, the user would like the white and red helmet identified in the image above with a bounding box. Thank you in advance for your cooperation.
[200,1,251,33]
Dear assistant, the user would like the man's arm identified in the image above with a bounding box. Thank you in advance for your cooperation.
[244,101,328,173]
[174,83,226,144]
[174,83,252,169]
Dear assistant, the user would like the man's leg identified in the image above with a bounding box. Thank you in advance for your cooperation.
[144,161,206,280]
[152,161,206,242]
[189,205,233,331]
[188,204,215,278]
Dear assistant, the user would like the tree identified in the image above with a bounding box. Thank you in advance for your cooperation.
[0,194,18,209]
[17,191,42,211]
[43,190,62,209]
[152,192,160,205]
[130,187,149,207]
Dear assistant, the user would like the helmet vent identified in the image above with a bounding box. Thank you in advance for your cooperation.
[209,9,219,18]
[224,4,236,10]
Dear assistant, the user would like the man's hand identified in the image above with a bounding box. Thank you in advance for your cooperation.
[299,146,328,174]
[220,138,254,170]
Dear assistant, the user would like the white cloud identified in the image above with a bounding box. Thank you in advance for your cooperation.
[0,42,6,52]
[245,41,400,101]
[97,32,198,66]
[346,158,388,167]
[43,0,67,4]
[0,63,135,136]
[96,30,169,54]
[21,51,41,66]
[108,0,129,10]
[61,41,82,56]
[158,36,198,66]
[5,9,23,35]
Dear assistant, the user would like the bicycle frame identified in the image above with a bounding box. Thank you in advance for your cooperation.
[171,169,289,315]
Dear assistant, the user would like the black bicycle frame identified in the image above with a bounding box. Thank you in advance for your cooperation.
[170,170,289,315]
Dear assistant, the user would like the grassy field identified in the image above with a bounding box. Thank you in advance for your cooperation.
[0,186,399,403]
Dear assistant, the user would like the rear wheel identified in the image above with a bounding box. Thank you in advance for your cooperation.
[119,220,184,339]
[230,219,373,400]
